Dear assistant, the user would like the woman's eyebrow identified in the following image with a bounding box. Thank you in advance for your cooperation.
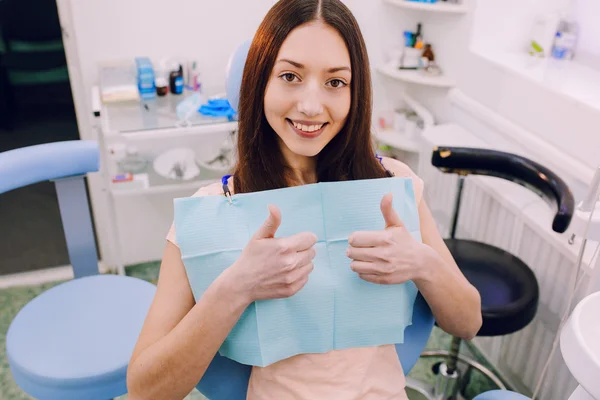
[278,59,304,68]
[327,66,351,73]
[277,59,351,73]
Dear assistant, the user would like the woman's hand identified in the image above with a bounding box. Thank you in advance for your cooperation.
[346,193,436,285]
[228,204,318,303]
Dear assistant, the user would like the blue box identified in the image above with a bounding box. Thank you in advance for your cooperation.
[135,57,154,76]
[135,57,156,99]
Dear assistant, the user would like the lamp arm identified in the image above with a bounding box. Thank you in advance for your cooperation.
[568,165,600,295]
[580,166,600,212]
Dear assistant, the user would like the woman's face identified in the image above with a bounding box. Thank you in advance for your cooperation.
[264,21,352,159]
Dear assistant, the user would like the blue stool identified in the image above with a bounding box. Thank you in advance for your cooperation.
[3,141,156,399]
[473,390,531,400]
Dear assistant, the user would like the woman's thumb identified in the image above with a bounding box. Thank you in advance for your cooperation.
[253,204,282,239]
[381,193,404,228]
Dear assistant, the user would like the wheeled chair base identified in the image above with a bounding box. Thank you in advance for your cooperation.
[405,351,507,400]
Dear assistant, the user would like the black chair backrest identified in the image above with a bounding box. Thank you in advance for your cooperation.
[431,146,575,233]
[0,0,62,43]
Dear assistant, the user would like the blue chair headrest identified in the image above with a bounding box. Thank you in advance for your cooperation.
[0,140,99,194]
[225,40,251,113]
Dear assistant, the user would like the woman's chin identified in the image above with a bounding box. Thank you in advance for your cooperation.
[285,141,326,158]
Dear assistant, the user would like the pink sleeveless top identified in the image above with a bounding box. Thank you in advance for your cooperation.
[167,158,423,400]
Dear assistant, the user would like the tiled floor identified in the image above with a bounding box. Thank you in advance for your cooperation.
[1,262,500,400]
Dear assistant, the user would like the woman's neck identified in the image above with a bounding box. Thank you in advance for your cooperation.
[279,140,317,185]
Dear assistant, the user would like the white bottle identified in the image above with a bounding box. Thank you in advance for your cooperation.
[551,16,579,60]
[529,12,560,58]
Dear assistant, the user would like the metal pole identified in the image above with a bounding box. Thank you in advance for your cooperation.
[54,176,99,278]
[450,176,465,239]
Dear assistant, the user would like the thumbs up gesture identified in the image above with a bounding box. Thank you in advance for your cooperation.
[230,205,318,303]
[346,193,428,285]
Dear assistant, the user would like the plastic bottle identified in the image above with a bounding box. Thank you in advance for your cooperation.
[529,12,560,58]
[169,65,184,95]
[551,10,579,60]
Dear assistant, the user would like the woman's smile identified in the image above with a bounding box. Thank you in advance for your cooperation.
[286,118,328,139]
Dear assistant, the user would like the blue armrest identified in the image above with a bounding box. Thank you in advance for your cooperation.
[0,140,100,194]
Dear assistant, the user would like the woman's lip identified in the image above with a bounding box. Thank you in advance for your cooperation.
[290,119,327,126]
[287,119,326,139]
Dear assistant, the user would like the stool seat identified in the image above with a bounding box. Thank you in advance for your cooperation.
[444,239,539,336]
[6,275,156,400]
[472,390,531,400]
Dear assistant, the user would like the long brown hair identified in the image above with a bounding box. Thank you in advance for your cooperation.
[233,0,388,194]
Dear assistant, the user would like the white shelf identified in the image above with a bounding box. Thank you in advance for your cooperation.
[376,63,455,88]
[111,179,219,197]
[383,0,467,14]
[474,49,600,114]
[374,130,421,153]
[103,121,238,141]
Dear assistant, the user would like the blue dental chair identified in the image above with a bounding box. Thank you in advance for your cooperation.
[3,141,156,399]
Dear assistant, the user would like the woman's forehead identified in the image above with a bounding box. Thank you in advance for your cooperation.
[276,22,351,72]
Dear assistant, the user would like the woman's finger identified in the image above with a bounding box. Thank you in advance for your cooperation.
[295,247,317,268]
[285,262,314,285]
[287,274,310,296]
[350,260,380,274]
[280,232,318,252]
[346,246,378,262]
[348,230,387,247]
[358,273,391,285]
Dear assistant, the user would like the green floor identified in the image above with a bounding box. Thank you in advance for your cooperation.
[0,262,501,399]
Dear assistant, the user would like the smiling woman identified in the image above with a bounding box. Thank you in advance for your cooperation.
[126,1,482,399]
[233,0,389,193]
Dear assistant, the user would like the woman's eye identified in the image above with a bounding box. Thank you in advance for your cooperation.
[281,73,298,83]
[327,79,347,88]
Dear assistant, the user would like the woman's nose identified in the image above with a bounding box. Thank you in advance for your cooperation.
[297,82,324,117]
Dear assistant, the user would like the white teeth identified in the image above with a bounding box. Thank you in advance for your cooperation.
[292,121,323,132]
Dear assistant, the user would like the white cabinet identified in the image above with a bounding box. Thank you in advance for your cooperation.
[93,90,237,271]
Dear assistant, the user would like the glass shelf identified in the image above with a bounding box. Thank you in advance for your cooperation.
[110,169,223,197]
[101,91,235,138]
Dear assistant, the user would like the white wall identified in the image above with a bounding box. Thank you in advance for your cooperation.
[470,0,568,53]
[68,0,401,123]
[575,0,600,69]
[69,0,277,100]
